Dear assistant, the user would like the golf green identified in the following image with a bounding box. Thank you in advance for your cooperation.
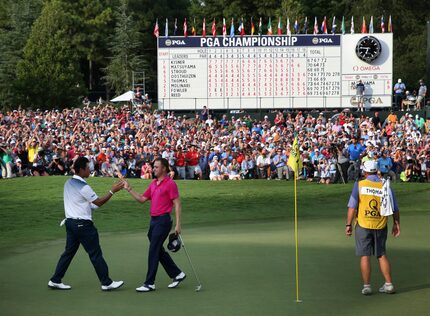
[1,178,429,315]
[1,218,430,316]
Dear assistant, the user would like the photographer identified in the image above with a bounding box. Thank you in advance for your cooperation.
[48,154,66,175]
[331,143,349,184]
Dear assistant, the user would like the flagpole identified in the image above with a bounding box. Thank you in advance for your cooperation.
[294,171,301,303]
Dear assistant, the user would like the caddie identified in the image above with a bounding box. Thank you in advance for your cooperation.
[345,160,400,295]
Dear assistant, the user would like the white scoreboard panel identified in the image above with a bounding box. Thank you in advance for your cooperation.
[157,34,392,110]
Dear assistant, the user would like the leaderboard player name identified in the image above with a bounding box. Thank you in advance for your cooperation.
[200,36,299,47]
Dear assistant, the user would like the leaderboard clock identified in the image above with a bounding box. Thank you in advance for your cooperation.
[355,36,382,63]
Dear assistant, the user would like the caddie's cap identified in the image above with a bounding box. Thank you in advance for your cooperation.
[363,160,378,173]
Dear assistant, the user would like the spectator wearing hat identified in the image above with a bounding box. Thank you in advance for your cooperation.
[345,160,400,295]
[377,151,396,181]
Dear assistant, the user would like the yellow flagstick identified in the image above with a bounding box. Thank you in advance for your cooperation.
[294,171,301,302]
[287,136,303,303]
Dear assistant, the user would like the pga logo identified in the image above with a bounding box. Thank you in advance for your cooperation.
[312,37,333,44]
[165,39,186,46]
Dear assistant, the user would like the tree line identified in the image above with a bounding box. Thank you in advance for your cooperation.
[0,0,428,110]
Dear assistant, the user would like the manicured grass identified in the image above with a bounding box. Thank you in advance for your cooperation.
[0,178,429,315]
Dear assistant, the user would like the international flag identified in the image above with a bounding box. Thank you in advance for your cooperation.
[183,18,187,37]
[277,17,282,35]
[369,16,374,33]
[239,18,245,36]
[212,19,216,37]
[321,16,327,34]
[341,16,345,34]
[388,15,392,32]
[258,17,263,35]
[230,18,235,37]
[380,15,385,33]
[251,17,255,35]
[350,16,355,34]
[303,17,308,34]
[173,18,178,36]
[191,18,196,36]
[287,137,303,176]
[164,18,168,37]
[267,17,272,35]
[331,16,336,34]
[286,18,291,36]
[361,16,367,33]
[294,18,299,34]
[222,18,227,37]
[313,17,318,34]
[153,19,159,38]
[202,18,206,37]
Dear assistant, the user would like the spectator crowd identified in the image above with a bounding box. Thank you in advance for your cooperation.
[1,104,429,183]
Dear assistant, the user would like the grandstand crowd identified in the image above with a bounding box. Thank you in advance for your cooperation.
[0,104,429,183]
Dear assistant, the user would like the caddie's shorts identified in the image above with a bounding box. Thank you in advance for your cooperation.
[355,224,387,257]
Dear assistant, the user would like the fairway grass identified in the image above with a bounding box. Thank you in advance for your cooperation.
[0,178,429,315]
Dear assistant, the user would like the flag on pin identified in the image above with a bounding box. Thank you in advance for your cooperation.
[331,16,337,34]
[341,16,345,34]
[164,18,168,37]
[303,16,308,34]
[350,16,355,34]
[380,15,385,33]
[251,17,255,35]
[258,17,263,35]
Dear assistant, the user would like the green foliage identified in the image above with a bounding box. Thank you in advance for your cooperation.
[0,0,43,109]
[103,0,145,95]
[16,0,86,109]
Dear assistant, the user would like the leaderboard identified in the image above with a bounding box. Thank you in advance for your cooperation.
[157,34,392,110]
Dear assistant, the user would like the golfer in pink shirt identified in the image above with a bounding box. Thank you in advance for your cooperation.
[124,158,186,292]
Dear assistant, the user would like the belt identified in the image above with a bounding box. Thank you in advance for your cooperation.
[67,218,92,222]
[151,213,171,219]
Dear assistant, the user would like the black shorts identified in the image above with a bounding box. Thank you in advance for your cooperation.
[355,224,387,257]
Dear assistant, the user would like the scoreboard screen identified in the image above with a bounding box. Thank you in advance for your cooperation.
[157,34,392,110]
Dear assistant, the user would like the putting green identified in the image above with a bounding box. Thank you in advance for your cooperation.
[1,218,429,316]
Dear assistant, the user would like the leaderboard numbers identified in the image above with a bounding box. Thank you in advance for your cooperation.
[158,44,342,105]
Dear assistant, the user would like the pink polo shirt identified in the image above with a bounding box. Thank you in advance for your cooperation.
[143,177,179,216]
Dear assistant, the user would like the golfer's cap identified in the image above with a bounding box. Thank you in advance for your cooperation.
[213,156,219,160]
[16,158,21,163]
[398,78,402,83]
[363,160,378,173]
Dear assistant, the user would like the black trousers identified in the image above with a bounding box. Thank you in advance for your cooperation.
[145,214,181,285]
[50,219,112,286]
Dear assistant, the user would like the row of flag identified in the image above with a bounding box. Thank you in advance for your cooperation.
[153,16,393,38]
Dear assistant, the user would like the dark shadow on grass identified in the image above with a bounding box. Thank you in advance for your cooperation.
[396,283,430,294]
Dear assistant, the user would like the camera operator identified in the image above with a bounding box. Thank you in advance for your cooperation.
[331,143,349,184]
[48,154,66,175]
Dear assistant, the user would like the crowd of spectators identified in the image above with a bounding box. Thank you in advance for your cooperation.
[0,104,429,183]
